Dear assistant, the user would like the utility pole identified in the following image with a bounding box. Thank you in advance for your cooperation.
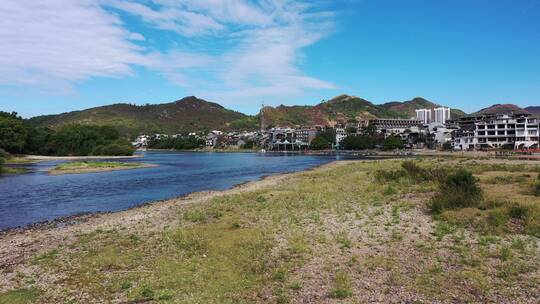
[260,102,266,132]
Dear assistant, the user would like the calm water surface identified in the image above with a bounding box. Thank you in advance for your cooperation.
[0,151,350,230]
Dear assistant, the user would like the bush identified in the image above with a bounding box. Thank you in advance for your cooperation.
[509,204,529,219]
[429,169,483,214]
[309,136,331,150]
[0,148,9,158]
[92,141,134,156]
[329,271,352,299]
[442,142,453,151]
[340,135,377,150]
[374,169,406,182]
[399,161,448,183]
[402,161,423,179]
[383,135,404,150]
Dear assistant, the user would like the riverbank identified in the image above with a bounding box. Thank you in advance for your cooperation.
[1,158,539,303]
[48,161,157,175]
[23,154,143,161]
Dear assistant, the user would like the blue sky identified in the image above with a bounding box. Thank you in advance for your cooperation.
[0,0,539,118]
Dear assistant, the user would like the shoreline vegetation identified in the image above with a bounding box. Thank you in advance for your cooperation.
[48,161,157,175]
[1,157,539,303]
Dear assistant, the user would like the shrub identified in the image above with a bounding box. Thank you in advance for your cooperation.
[140,285,155,300]
[329,271,353,299]
[429,169,483,214]
[92,142,134,156]
[374,169,406,182]
[383,135,404,150]
[341,135,377,150]
[402,161,423,179]
[309,136,331,150]
[400,161,448,183]
[0,148,9,158]
[508,204,528,219]
[442,142,453,151]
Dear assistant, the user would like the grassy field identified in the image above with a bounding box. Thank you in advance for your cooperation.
[49,161,150,175]
[1,158,539,303]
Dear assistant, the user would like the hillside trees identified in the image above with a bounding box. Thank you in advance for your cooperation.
[0,111,133,156]
[50,125,134,156]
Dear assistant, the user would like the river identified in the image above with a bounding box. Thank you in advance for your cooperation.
[0,151,352,230]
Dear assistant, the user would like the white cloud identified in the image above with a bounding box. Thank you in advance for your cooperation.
[0,0,147,92]
[0,0,337,105]
[110,0,337,104]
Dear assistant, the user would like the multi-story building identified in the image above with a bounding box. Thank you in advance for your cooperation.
[295,127,317,145]
[415,109,432,124]
[335,128,347,145]
[369,119,422,137]
[453,114,539,150]
[416,107,451,124]
[434,107,451,124]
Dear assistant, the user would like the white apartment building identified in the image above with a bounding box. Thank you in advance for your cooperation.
[416,107,451,124]
[415,109,432,124]
[434,107,451,124]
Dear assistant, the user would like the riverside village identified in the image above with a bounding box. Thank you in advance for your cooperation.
[132,104,540,154]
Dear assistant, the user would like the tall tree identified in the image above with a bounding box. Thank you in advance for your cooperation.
[0,112,28,154]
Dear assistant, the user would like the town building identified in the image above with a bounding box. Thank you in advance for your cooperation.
[434,107,451,124]
[415,109,432,124]
[369,118,422,137]
[415,107,451,124]
[295,127,317,145]
[335,128,347,145]
[453,114,539,150]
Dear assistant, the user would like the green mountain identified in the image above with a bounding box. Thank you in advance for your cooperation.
[28,96,250,137]
[261,95,465,127]
[261,95,401,127]
[29,94,469,134]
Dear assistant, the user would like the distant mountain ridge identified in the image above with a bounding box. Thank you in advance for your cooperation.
[525,106,540,116]
[28,96,249,137]
[473,104,531,116]
[26,95,537,135]
[261,95,465,127]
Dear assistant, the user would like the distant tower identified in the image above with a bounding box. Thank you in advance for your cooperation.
[260,102,266,131]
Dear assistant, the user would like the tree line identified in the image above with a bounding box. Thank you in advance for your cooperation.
[147,135,205,150]
[0,111,134,158]
[309,125,404,151]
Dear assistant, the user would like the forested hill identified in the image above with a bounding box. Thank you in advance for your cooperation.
[28,96,253,137]
[260,95,465,127]
[27,94,536,133]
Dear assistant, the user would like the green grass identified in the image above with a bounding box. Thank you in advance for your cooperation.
[1,166,29,175]
[4,159,540,303]
[329,271,353,299]
[0,289,40,304]
[53,161,140,171]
